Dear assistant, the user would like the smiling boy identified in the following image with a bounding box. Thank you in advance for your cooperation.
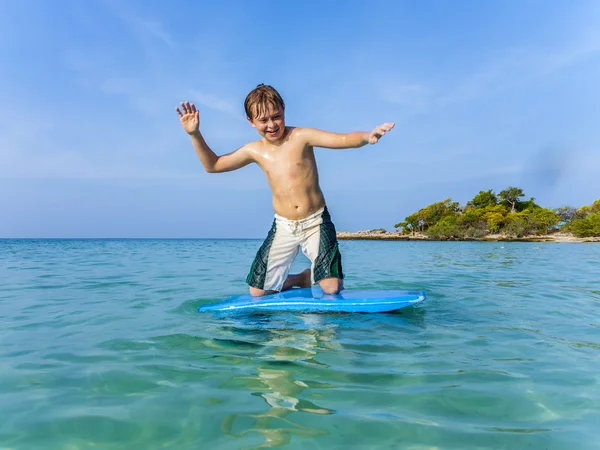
[176,84,394,296]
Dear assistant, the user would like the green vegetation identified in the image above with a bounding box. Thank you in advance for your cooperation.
[394,187,600,239]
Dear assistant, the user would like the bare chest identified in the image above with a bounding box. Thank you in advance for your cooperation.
[256,145,317,182]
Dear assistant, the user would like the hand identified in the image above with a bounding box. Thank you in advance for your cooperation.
[176,101,199,135]
[368,122,395,144]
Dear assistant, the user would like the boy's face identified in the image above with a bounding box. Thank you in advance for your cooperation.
[248,104,285,142]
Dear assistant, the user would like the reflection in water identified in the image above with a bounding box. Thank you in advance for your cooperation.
[220,314,337,447]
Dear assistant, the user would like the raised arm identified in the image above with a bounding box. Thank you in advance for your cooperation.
[176,101,254,173]
[299,123,395,149]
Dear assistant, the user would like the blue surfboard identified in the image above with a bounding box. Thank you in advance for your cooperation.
[198,288,426,313]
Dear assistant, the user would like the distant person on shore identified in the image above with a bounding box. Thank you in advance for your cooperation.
[176,84,394,296]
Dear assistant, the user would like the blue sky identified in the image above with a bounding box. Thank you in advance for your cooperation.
[1,0,599,238]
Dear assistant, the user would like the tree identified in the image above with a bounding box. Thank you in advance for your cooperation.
[499,187,525,213]
[555,206,578,227]
[578,199,600,216]
[528,208,560,235]
[394,221,409,233]
[394,193,596,239]
[503,211,530,237]
[398,198,460,233]
[467,189,497,209]
[425,215,463,239]
[565,199,600,234]
[571,212,600,237]
[484,211,505,233]
[458,208,488,237]
[520,197,540,210]
[569,200,600,237]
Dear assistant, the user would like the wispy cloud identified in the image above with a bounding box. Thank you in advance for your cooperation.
[131,17,177,49]
[100,75,176,115]
[379,82,431,110]
[379,29,600,112]
[2,148,138,180]
[60,1,182,116]
[0,131,187,180]
[63,52,168,115]
[188,89,245,120]
[101,0,177,49]
[441,33,600,105]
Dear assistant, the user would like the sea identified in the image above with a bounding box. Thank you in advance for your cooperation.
[1,239,599,449]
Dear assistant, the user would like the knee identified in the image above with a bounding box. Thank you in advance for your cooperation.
[249,287,276,297]
[318,278,343,295]
[249,287,267,297]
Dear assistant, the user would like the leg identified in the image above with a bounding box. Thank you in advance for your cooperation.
[249,268,311,296]
[281,268,311,290]
[318,277,343,295]
[246,217,301,297]
[249,286,277,297]
[301,206,345,296]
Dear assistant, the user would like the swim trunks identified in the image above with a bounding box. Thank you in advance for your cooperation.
[246,206,344,291]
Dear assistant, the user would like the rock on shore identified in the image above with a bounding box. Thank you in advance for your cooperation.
[336,230,600,243]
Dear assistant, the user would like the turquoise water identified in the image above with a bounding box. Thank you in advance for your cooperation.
[1,239,599,449]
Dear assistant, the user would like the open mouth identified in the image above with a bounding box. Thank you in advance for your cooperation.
[267,130,279,137]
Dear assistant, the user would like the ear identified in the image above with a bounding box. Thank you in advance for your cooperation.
[247,117,256,128]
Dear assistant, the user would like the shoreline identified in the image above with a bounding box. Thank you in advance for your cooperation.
[336,231,600,243]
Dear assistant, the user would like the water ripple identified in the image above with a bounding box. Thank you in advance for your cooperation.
[1,239,600,448]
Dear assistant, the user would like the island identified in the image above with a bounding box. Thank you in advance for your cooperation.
[337,187,600,243]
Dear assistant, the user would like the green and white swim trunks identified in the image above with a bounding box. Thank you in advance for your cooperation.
[246,206,344,291]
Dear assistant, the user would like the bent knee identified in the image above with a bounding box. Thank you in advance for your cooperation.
[318,277,343,295]
[249,287,275,297]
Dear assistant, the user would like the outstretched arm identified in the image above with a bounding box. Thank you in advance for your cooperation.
[300,123,395,149]
[176,101,254,173]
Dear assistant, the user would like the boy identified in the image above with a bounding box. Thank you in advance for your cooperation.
[176,84,394,296]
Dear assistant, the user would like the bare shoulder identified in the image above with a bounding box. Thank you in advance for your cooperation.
[288,126,312,144]
[290,127,332,138]
[244,139,264,154]
[243,139,271,164]
[289,126,308,137]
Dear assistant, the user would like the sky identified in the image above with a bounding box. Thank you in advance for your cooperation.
[1,0,600,238]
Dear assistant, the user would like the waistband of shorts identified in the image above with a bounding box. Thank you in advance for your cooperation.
[274,207,326,224]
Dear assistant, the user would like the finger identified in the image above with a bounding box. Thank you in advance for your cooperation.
[190,103,197,113]
[180,102,188,114]
[175,107,183,117]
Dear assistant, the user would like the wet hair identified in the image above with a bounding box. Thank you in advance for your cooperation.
[244,84,285,120]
